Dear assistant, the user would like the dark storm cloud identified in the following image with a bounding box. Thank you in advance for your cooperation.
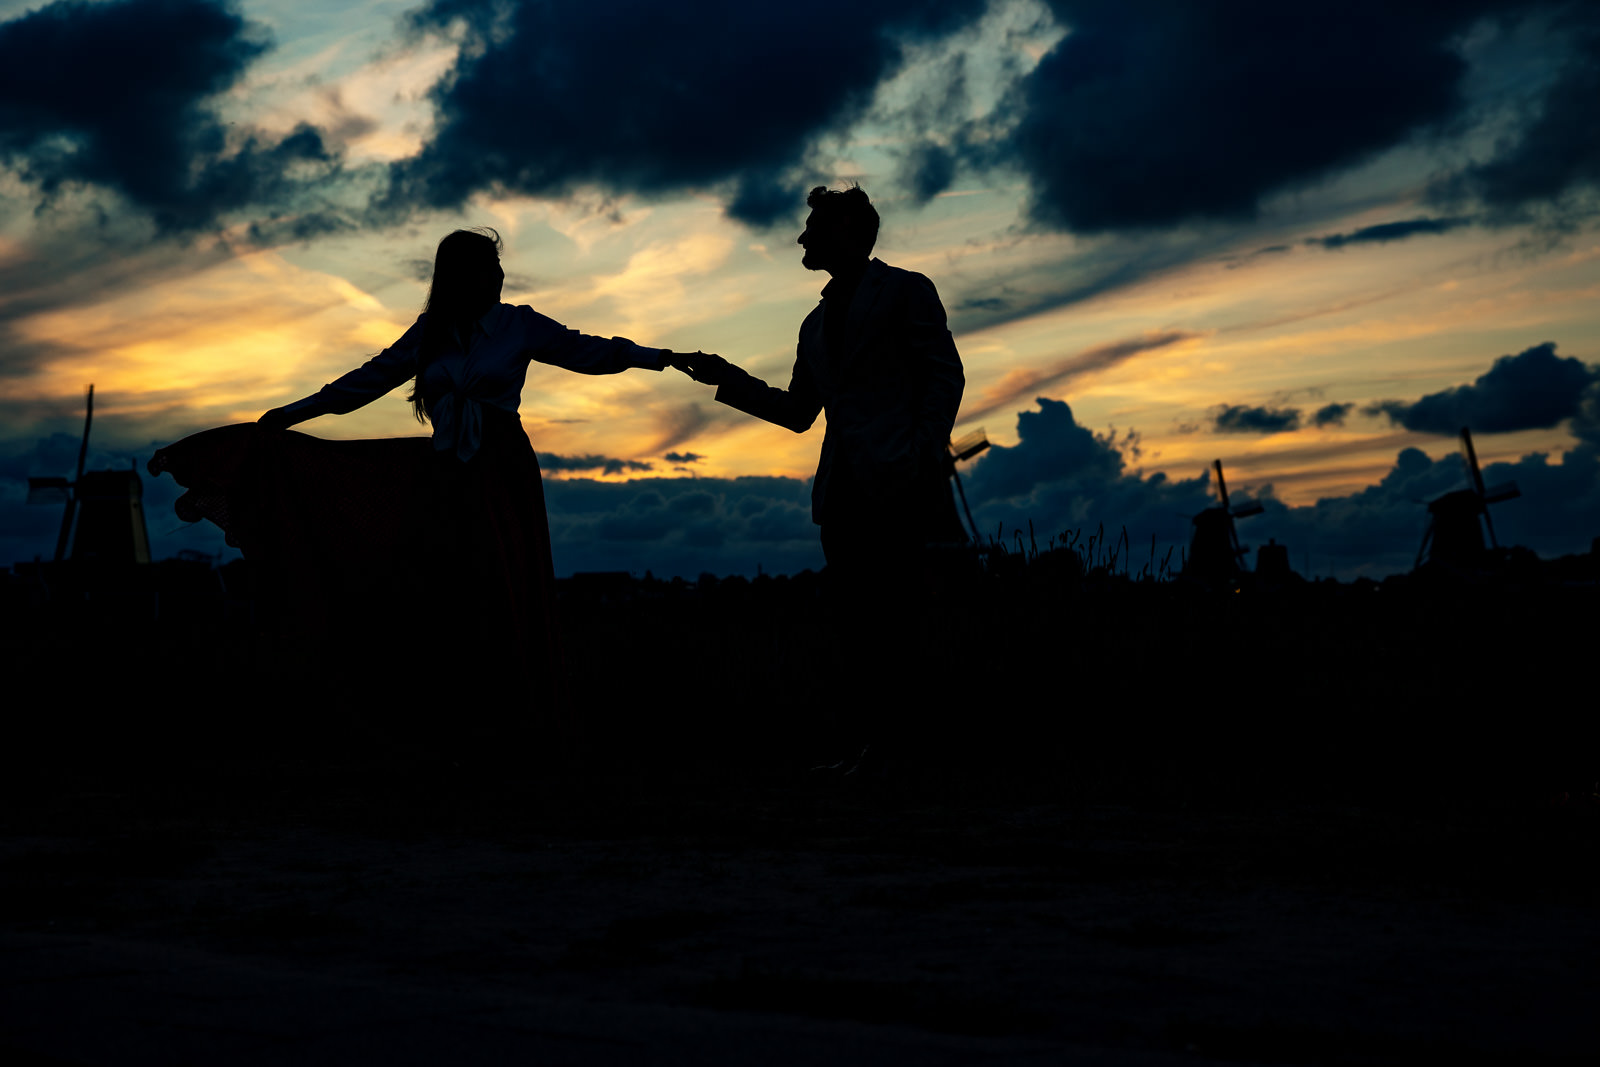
[1212,404,1302,434]
[0,0,346,234]
[1366,342,1599,435]
[1306,216,1474,249]
[960,396,1215,561]
[985,1,1503,233]
[664,452,705,464]
[963,397,1130,501]
[900,142,959,204]
[378,0,987,227]
[1313,403,1355,428]
[539,453,654,475]
[892,2,1599,239]
[1438,9,1600,220]
[1473,442,1600,549]
[1572,381,1600,447]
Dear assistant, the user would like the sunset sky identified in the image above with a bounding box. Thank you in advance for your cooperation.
[2,0,1597,578]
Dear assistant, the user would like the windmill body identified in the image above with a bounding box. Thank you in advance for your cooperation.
[1414,427,1521,571]
[24,386,152,567]
[1183,459,1263,583]
[1255,538,1295,583]
[71,469,151,565]
[1186,507,1242,581]
[1421,489,1487,566]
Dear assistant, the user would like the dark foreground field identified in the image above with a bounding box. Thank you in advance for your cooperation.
[2,566,1596,1064]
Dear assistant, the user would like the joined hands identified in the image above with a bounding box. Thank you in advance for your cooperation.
[666,349,732,387]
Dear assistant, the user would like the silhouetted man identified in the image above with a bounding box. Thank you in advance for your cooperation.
[674,185,966,579]
[673,185,965,775]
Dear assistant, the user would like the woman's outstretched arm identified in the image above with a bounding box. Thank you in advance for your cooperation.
[514,306,670,375]
[259,318,425,428]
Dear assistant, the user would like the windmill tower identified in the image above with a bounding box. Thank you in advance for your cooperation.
[26,385,151,565]
[1255,538,1295,583]
[1183,459,1263,582]
[1414,427,1520,570]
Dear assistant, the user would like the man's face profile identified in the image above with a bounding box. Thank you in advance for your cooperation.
[798,210,851,272]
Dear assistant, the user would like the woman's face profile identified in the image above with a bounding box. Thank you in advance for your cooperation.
[483,258,504,306]
[456,254,503,310]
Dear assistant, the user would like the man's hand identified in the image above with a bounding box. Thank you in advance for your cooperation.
[668,350,732,386]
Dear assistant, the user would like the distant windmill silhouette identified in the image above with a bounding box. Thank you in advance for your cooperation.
[1254,538,1296,584]
[1183,459,1263,582]
[1414,426,1520,570]
[25,385,151,565]
[947,428,990,542]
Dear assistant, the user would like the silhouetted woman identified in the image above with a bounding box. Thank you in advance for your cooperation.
[151,228,676,704]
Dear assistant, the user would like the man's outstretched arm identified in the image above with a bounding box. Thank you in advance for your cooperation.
[673,351,823,434]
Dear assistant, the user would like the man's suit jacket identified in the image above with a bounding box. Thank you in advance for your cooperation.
[715,258,964,530]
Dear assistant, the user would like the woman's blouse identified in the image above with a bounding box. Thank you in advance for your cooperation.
[281,303,666,461]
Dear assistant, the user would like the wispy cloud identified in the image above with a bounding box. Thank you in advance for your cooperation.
[1305,216,1474,250]
[957,330,1196,425]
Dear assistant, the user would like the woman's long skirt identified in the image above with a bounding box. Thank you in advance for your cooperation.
[148,415,563,702]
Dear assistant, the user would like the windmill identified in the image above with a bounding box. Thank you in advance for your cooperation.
[1183,459,1263,582]
[947,428,990,542]
[26,385,151,565]
[1414,426,1520,570]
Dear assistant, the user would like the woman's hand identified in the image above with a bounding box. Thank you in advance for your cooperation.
[258,407,295,430]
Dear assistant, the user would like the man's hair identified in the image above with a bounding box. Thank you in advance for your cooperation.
[806,184,879,256]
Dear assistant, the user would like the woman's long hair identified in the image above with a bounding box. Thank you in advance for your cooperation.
[408,228,504,423]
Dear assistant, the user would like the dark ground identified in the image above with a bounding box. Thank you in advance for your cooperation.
[2,563,1596,1063]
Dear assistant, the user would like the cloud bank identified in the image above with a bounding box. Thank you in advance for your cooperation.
[1367,342,1600,436]
[959,395,1600,579]
[542,475,823,576]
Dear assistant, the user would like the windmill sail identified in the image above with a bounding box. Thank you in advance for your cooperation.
[948,429,990,542]
[52,385,94,561]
